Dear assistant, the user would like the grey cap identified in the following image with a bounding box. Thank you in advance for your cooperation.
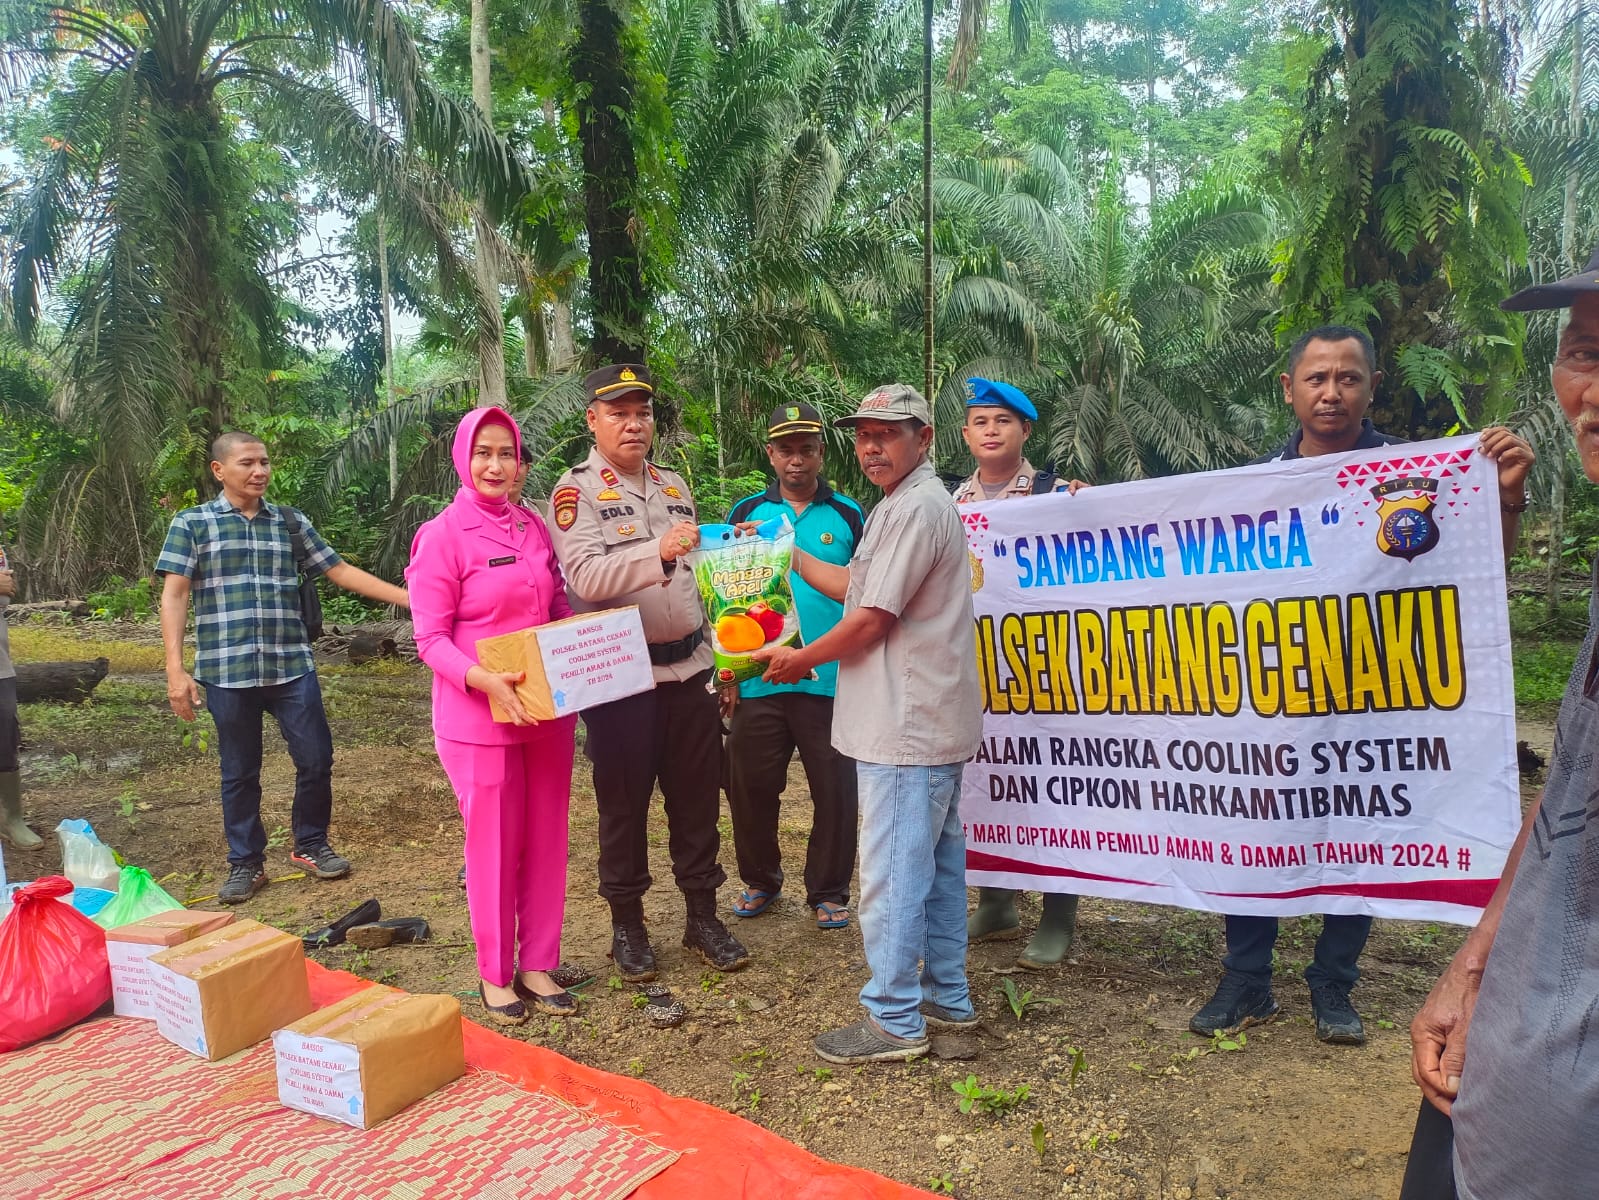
[1500,245,1599,312]
[833,383,932,428]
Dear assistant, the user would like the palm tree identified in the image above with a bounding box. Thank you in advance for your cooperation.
[1,0,529,497]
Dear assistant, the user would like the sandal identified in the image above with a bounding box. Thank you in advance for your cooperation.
[732,888,780,918]
[640,984,687,1029]
[814,902,850,930]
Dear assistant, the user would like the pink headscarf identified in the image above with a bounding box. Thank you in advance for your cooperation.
[451,406,523,536]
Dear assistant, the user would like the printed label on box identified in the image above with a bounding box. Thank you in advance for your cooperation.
[107,939,163,1019]
[273,1032,365,1128]
[536,612,653,714]
[150,967,208,1057]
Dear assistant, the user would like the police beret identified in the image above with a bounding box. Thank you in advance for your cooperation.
[584,363,655,403]
[965,377,1037,421]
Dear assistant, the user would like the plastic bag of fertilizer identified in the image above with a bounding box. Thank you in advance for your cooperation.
[689,517,803,687]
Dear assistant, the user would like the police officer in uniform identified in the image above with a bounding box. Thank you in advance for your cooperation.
[955,377,1085,970]
[550,364,750,982]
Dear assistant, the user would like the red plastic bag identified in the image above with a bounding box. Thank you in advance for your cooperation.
[0,875,112,1052]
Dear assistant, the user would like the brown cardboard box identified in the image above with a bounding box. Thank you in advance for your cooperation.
[476,606,654,721]
[147,918,312,1060]
[107,909,235,1020]
[273,984,465,1129]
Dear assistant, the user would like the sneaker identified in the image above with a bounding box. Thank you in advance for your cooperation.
[1189,972,1279,1036]
[1310,983,1366,1045]
[919,1000,980,1031]
[290,843,351,880]
[814,1018,930,1065]
[218,863,267,905]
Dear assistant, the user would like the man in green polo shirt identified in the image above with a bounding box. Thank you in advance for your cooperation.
[725,402,865,929]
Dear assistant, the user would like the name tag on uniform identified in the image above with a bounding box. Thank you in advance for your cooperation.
[488,555,517,567]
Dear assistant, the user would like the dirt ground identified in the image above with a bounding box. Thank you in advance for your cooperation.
[8,617,1552,1200]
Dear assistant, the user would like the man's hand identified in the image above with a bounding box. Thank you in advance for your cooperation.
[659,521,699,563]
[719,683,739,720]
[1478,427,1534,495]
[751,644,806,685]
[166,670,203,722]
[1411,955,1484,1116]
[0,570,14,599]
[1066,480,1091,495]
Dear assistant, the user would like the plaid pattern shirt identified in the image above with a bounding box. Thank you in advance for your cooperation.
[155,497,341,688]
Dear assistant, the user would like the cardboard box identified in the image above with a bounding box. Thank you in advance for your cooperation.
[476,606,655,721]
[107,909,235,1020]
[148,918,312,1060]
[273,985,465,1129]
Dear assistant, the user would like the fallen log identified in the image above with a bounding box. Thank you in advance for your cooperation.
[15,658,110,704]
[7,599,92,618]
[346,632,398,665]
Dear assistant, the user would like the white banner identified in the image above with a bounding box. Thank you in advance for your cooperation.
[959,435,1520,925]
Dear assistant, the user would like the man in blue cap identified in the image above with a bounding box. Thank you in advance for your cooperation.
[954,377,1084,970]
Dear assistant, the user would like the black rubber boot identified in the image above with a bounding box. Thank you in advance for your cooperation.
[609,898,658,983]
[683,889,751,971]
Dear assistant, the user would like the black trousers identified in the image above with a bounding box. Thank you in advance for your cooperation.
[0,676,18,773]
[1399,1099,1457,1200]
[727,692,858,908]
[582,670,725,904]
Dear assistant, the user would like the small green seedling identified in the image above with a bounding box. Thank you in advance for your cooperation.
[951,1074,1030,1116]
[997,976,1063,1021]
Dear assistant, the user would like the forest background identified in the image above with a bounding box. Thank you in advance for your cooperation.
[1,0,1596,670]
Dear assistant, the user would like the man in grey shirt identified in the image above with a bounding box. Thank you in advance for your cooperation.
[755,383,983,1064]
[0,543,41,850]
[1401,245,1599,1200]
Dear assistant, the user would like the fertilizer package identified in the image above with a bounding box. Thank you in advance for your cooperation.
[688,516,803,687]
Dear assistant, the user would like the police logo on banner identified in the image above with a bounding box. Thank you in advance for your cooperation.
[1371,477,1441,561]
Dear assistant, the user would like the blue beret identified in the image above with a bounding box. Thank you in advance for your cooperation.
[965,377,1037,421]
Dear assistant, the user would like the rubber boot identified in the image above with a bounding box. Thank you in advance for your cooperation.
[967,886,1022,941]
[0,771,41,850]
[683,888,751,971]
[1017,893,1079,970]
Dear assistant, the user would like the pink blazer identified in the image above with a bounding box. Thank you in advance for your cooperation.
[407,494,575,745]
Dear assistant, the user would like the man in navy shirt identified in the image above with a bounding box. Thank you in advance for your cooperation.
[1191,325,1533,1046]
[726,403,865,929]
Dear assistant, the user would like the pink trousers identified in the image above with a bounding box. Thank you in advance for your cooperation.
[435,722,576,986]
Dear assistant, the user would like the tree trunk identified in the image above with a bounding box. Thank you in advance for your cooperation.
[471,0,508,407]
[1561,4,1586,270]
[922,0,935,406]
[572,0,648,364]
[15,659,109,704]
[1547,465,1565,617]
[369,89,400,501]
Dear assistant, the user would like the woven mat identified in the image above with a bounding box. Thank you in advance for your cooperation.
[0,1017,676,1200]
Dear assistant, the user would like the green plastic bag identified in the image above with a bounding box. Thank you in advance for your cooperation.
[689,518,804,687]
[92,865,184,929]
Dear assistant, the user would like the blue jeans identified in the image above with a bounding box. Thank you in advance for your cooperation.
[856,761,971,1039]
[1222,913,1372,990]
[205,673,334,868]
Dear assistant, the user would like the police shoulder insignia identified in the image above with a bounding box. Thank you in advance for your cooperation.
[1371,477,1440,561]
[663,485,682,498]
[552,485,581,531]
[596,488,622,501]
[647,463,662,484]
[819,532,834,545]
[599,466,620,487]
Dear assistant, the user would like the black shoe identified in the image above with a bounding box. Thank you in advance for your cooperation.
[513,978,578,1016]
[290,842,352,880]
[610,922,658,983]
[218,863,267,905]
[302,898,381,948]
[477,983,528,1027]
[458,863,467,891]
[1310,983,1366,1045]
[347,916,430,949]
[1190,972,1279,1036]
[683,913,752,972]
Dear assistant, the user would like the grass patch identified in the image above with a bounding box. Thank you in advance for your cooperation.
[19,678,201,767]
[9,619,174,673]
[1513,640,1581,704]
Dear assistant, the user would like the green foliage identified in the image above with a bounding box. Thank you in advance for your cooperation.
[86,576,155,622]
[951,1073,1030,1115]
[997,976,1064,1021]
[1514,641,1581,704]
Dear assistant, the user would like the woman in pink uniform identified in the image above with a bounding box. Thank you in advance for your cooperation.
[408,406,578,1024]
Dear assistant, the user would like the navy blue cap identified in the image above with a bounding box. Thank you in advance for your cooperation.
[965,377,1037,421]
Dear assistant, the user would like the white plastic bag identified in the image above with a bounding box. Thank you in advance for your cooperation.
[55,819,120,892]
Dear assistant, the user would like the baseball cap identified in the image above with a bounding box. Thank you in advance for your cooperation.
[767,401,825,438]
[965,376,1037,420]
[583,363,655,403]
[1501,245,1599,312]
[833,383,932,428]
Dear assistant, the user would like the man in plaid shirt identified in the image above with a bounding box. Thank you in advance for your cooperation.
[157,432,409,904]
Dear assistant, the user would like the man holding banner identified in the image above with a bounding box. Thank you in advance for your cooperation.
[1189,325,1534,1047]
[1400,251,1599,1200]
[755,384,983,1065]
